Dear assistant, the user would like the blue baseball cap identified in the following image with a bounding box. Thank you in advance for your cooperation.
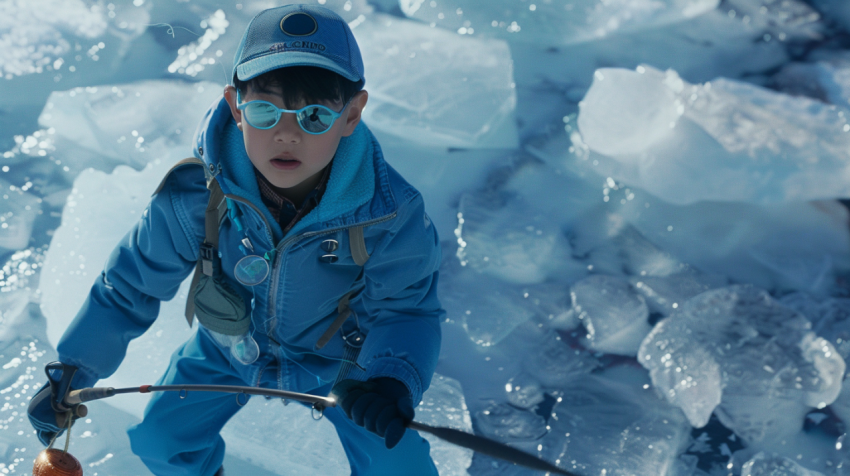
[232,4,365,89]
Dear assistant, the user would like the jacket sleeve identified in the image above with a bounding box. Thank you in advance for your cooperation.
[357,193,444,405]
[56,167,207,389]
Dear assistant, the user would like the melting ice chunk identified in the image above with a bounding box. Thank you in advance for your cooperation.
[571,274,651,356]
[38,81,222,174]
[577,65,850,204]
[400,0,719,45]
[639,285,845,446]
[741,452,825,476]
[355,13,518,148]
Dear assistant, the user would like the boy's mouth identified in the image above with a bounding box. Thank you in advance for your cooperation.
[270,157,301,170]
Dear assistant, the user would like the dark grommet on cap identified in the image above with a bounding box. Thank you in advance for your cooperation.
[198,146,204,156]
[280,12,318,37]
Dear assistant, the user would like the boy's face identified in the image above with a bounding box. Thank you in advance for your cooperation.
[223,82,368,193]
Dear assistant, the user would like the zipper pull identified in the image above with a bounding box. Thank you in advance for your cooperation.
[241,237,254,253]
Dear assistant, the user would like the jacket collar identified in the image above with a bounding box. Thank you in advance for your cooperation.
[193,96,392,243]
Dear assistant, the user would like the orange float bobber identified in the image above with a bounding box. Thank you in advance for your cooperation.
[32,449,83,476]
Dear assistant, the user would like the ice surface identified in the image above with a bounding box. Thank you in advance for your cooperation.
[455,191,574,284]
[725,0,825,41]
[374,132,509,240]
[518,333,601,388]
[571,274,652,356]
[639,285,845,446]
[221,373,472,476]
[741,452,825,476]
[633,272,726,317]
[400,0,719,45]
[354,13,518,149]
[439,257,539,347]
[38,81,222,175]
[0,178,41,252]
[0,0,148,79]
[782,294,850,428]
[537,374,691,476]
[508,7,790,110]
[809,1,850,32]
[439,245,584,346]
[576,65,850,204]
[474,401,548,442]
[531,130,850,294]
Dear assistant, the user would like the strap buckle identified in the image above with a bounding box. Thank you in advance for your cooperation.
[200,243,218,276]
[342,328,365,349]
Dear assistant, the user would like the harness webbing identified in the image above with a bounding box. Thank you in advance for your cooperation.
[153,158,372,349]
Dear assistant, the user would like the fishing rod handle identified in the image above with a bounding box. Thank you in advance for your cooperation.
[65,387,115,405]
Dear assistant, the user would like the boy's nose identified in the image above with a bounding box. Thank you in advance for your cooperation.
[273,113,301,144]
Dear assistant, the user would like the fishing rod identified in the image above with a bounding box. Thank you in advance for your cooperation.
[35,382,578,476]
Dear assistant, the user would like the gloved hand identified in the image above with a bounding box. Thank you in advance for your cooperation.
[332,378,414,449]
[28,362,87,446]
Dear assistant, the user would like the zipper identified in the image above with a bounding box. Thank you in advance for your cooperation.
[266,211,399,322]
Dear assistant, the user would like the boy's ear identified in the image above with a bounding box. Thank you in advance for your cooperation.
[341,90,368,138]
[223,85,243,131]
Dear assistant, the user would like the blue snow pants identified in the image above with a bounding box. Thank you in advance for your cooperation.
[126,328,438,476]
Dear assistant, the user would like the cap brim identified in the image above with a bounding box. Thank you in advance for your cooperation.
[236,52,361,83]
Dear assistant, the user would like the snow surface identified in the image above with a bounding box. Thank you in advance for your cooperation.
[6,0,850,475]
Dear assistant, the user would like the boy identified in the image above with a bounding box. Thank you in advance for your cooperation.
[28,4,444,475]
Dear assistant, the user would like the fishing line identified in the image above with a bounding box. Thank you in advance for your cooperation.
[141,23,202,39]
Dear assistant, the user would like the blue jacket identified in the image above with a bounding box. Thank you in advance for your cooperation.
[57,96,444,405]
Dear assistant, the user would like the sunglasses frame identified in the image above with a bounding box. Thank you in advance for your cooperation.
[236,89,350,135]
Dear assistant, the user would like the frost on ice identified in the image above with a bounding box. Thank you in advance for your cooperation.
[577,65,850,204]
[639,285,845,447]
[400,0,718,45]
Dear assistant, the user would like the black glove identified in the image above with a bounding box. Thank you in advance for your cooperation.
[27,362,87,446]
[332,378,414,449]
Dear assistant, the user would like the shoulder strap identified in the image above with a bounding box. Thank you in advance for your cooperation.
[315,226,371,350]
[152,157,205,197]
[152,157,227,328]
[348,226,370,266]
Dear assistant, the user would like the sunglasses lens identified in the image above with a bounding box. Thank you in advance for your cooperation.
[297,106,335,133]
[234,255,270,286]
[244,102,279,128]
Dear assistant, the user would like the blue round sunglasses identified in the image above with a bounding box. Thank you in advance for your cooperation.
[236,89,350,135]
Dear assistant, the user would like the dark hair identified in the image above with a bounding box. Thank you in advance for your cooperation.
[234,66,361,108]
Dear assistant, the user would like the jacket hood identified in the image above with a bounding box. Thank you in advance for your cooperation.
[192,95,383,242]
